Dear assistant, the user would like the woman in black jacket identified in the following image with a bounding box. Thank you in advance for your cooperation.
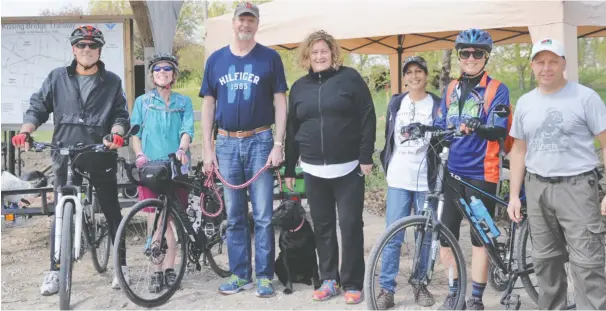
[284,30,376,305]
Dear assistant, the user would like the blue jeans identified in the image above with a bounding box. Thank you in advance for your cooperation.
[215,129,275,280]
[379,187,435,293]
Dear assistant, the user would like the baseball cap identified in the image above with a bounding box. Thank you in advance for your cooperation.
[531,38,565,60]
[403,56,428,74]
[234,1,260,18]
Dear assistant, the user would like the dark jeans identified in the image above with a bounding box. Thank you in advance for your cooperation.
[50,167,125,270]
[304,165,365,290]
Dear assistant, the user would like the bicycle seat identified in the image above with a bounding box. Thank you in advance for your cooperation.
[71,151,118,182]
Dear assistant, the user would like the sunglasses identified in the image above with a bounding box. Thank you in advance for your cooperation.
[458,50,486,60]
[75,42,100,50]
[153,66,174,72]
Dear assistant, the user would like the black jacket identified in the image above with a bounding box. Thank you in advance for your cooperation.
[284,66,376,177]
[379,91,443,191]
[23,60,130,174]
[24,59,130,145]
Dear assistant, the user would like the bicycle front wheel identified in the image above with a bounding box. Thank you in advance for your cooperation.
[59,202,74,310]
[114,198,187,308]
[365,215,467,310]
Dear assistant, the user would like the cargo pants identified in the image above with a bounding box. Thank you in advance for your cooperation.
[525,169,606,310]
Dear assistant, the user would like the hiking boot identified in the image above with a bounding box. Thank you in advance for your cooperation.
[413,284,436,307]
[344,289,363,304]
[438,293,465,310]
[376,288,395,310]
[40,271,59,296]
[164,268,177,288]
[466,297,485,310]
[256,278,275,298]
[312,279,340,301]
[218,274,253,295]
[112,266,130,289]
[148,271,164,293]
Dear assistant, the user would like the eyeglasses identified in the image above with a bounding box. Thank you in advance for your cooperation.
[153,66,173,72]
[458,50,486,60]
[409,101,416,123]
[75,42,100,50]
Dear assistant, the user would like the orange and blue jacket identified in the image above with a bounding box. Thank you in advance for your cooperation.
[433,73,510,184]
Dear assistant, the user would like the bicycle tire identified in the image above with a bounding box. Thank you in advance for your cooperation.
[88,192,110,273]
[113,198,187,308]
[516,219,539,303]
[364,215,467,310]
[59,202,74,310]
[205,248,230,277]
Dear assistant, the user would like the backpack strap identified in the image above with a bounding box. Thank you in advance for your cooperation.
[445,79,458,108]
[483,78,501,114]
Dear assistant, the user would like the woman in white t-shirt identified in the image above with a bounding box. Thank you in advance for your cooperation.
[376,56,442,309]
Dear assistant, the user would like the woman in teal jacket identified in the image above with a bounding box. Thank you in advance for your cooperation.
[130,53,194,293]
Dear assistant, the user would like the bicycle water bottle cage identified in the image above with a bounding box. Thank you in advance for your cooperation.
[460,198,493,244]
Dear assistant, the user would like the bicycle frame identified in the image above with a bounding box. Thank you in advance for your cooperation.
[53,151,92,265]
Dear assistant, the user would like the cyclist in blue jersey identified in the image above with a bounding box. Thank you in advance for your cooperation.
[433,28,511,310]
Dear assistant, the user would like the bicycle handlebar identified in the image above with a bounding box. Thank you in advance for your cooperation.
[31,141,107,153]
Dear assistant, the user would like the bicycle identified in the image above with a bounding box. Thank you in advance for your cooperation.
[365,106,575,310]
[114,154,233,308]
[28,125,139,310]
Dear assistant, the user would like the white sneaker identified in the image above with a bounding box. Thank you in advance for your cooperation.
[40,271,60,296]
[112,266,130,289]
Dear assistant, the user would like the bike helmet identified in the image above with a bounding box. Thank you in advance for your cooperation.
[69,25,105,47]
[455,28,493,53]
[148,53,179,70]
[20,170,47,189]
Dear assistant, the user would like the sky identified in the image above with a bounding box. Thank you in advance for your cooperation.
[1,0,90,17]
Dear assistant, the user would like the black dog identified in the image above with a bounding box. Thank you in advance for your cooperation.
[272,200,320,294]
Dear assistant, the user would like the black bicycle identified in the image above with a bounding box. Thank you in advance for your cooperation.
[113,154,230,308]
[365,106,576,310]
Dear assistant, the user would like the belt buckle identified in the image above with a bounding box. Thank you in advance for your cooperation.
[548,177,562,184]
[235,130,245,138]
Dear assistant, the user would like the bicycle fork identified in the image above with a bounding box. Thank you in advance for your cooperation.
[53,193,85,264]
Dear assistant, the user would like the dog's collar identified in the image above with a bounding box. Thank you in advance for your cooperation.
[289,217,305,232]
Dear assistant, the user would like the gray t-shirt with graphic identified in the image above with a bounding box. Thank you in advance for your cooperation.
[76,73,98,104]
[510,81,606,177]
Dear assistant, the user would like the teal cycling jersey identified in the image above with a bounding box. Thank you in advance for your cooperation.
[130,89,194,161]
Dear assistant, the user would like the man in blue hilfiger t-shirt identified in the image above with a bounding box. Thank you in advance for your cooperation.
[199,1,288,298]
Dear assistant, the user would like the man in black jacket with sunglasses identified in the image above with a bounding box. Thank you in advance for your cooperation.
[11,24,131,295]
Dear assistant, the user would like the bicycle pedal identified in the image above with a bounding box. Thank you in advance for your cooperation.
[504,294,521,310]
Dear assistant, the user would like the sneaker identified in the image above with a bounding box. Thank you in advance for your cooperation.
[218,274,253,295]
[466,297,485,310]
[164,269,177,288]
[312,279,340,301]
[414,285,436,307]
[344,289,363,304]
[438,293,465,310]
[112,266,130,289]
[148,271,164,293]
[256,278,275,298]
[376,288,395,310]
[40,271,59,296]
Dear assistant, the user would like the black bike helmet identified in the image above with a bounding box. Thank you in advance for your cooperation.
[69,25,105,46]
[20,170,47,189]
[148,53,179,70]
[454,28,493,53]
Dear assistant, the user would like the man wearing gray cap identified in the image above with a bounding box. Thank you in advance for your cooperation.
[507,38,606,310]
[200,1,288,298]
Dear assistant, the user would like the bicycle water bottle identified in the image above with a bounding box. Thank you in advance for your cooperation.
[180,163,190,175]
[469,196,501,239]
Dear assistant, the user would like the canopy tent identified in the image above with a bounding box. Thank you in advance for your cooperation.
[205,0,606,94]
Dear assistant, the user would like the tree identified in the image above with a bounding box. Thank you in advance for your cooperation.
[39,4,85,16]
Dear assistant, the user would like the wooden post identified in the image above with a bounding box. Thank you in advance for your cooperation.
[123,18,135,112]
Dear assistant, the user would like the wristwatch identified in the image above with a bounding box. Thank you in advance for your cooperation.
[274,141,283,147]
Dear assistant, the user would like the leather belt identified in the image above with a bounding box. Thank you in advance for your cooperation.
[217,125,272,138]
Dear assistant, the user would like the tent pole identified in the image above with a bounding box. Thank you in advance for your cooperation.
[397,35,405,93]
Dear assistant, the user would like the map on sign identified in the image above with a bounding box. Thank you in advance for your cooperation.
[1,21,125,128]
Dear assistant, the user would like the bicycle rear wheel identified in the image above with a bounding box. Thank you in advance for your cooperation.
[59,202,74,310]
[114,198,187,308]
[365,215,467,310]
[85,192,110,273]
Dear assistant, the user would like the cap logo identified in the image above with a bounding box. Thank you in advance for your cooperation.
[245,2,253,8]
[541,39,552,45]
